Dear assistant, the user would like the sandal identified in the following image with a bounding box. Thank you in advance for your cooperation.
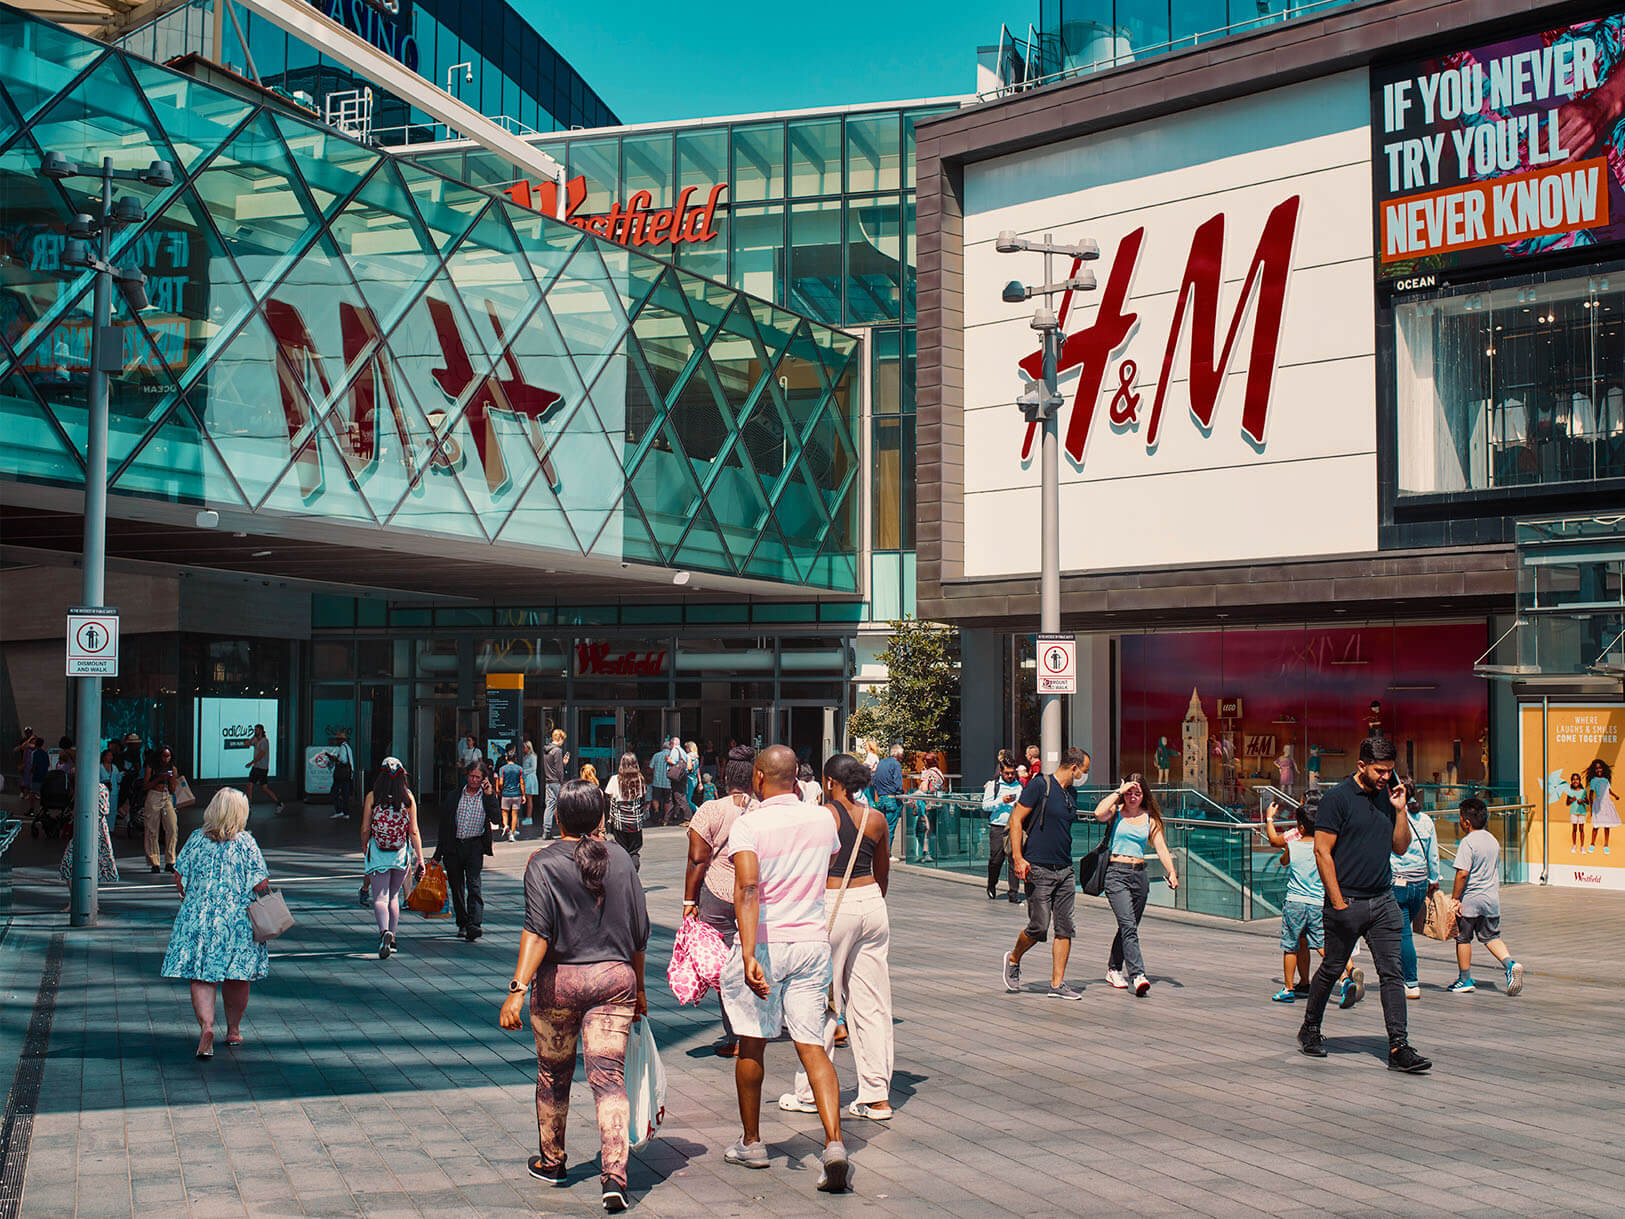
[196,1031,214,1060]
[713,1040,738,1058]
[225,1034,244,1048]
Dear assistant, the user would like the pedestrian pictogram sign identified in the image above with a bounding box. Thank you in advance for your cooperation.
[1036,634,1076,695]
[66,607,119,677]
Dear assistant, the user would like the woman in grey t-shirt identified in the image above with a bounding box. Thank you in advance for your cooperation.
[499,780,649,1212]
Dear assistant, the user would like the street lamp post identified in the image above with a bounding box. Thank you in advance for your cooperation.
[41,152,172,927]
[997,230,1098,775]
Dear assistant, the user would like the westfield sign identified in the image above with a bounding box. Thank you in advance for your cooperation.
[575,643,669,677]
[504,175,725,249]
[1016,196,1301,465]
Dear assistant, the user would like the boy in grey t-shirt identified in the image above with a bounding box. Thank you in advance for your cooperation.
[1448,798,1525,996]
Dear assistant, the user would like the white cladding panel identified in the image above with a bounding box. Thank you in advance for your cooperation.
[960,71,1379,580]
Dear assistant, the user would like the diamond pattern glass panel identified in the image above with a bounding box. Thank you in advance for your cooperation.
[0,7,863,593]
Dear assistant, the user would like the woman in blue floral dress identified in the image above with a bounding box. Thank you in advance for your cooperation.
[161,787,272,1059]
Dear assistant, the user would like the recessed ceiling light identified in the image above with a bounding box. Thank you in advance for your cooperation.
[251,550,273,558]
[233,531,248,538]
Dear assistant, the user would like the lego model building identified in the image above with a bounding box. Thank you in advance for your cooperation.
[1181,689,1209,793]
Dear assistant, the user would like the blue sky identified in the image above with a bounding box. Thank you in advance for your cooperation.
[516,1,1004,123]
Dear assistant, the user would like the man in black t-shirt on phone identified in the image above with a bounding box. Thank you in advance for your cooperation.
[1297,736,1431,1073]
[1000,747,1091,1001]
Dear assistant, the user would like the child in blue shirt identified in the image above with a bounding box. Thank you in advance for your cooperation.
[1264,800,1325,1002]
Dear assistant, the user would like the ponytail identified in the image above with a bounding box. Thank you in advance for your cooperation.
[575,835,609,902]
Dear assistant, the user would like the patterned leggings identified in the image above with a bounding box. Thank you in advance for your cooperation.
[531,960,637,1186]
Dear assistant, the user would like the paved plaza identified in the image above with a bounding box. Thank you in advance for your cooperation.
[3,812,1624,1218]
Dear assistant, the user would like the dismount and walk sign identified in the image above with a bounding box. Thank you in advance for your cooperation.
[66,606,119,676]
[1036,633,1076,695]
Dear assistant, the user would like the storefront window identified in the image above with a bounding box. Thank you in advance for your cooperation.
[1395,263,1625,494]
[732,123,785,203]
[789,119,842,197]
[621,133,674,209]
[677,128,727,192]
[730,204,784,302]
[788,200,843,323]
[845,115,900,193]
[847,199,901,323]
[566,138,618,212]
[1118,623,1490,809]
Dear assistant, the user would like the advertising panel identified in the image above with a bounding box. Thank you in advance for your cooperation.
[960,72,1377,579]
[1520,703,1625,890]
[1374,14,1625,278]
[304,746,336,796]
[194,698,280,782]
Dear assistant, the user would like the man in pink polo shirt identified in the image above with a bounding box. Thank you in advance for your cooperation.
[721,744,849,1192]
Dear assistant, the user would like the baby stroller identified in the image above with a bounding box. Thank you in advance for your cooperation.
[31,770,73,839]
[119,769,145,838]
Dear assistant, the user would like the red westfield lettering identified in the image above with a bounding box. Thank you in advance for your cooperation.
[574,643,669,677]
[505,175,724,249]
[1017,196,1301,465]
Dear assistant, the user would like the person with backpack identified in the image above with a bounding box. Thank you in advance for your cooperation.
[913,752,945,863]
[983,755,1024,902]
[542,729,570,839]
[604,752,648,871]
[360,758,425,959]
[434,761,495,943]
[665,736,692,826]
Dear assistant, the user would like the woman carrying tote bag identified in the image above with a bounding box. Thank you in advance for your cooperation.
[160,788,272,1059]
[782,754,895,1121]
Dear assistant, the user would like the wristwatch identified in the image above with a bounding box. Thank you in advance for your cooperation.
[508,979,526,994]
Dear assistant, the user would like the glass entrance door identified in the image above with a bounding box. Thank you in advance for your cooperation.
[576,706,667,786]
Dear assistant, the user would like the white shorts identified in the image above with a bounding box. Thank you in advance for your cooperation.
[501,796,522,811]
[720,940,831,1044]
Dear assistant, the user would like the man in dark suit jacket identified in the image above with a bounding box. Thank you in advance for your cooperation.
[434,761,496,941]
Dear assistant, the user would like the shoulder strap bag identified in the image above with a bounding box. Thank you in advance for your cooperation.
[826,801,872,933]
[1079,814,1120,897]
[248,887,294,942]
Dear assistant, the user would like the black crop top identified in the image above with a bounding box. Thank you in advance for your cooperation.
[828,803,877,880]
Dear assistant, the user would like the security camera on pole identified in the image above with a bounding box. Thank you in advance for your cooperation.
[40,151,175,927]
[996,230,1098,775]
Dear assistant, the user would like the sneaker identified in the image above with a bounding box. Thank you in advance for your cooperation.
[1297,1025,1328,1057]
[386,933,400,956]
[275,803,285,816]
[467,927,482,942]
[778,1092,820,1113]
[1447,977,1476,993]
[1047,982,1084,1001]
[1349,967,1366,1004]
[1001,952,1020,993]
[1106,968,1129,990]
[723,1139,769,1170]
[1271,988,1297,1003]
[527,1157,567,1185]
[1388,1043,1432,1073]
[601,1179,628,1213]
[330,810,347,819]
[1132,974,1151,997]
[1505,961,1525,997]
[847,1101,892,1121]
[378,933,391,960]
[816,1141,850,1193]
[1292,984,1311,998]
[987,890,998,900]
[1404,983,1421,1000]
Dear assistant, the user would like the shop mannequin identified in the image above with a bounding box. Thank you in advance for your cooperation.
[1367,700,1384,738]
[1154,736,1173,785]
[1274,744,1296,796]
[1306,746,1322,792]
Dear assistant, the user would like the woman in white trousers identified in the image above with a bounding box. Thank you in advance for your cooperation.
[781,753,894,1120]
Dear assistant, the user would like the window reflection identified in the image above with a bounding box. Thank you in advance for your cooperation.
[1395,263,1625,494]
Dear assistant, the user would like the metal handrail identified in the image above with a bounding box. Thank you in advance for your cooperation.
[976,0,1358,102]
[0,818,19,857]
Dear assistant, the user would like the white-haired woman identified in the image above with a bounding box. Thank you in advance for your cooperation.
[161,788,272,1060]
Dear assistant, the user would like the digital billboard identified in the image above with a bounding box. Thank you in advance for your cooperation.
[194,698,279,781]
[1374,14,1625,278]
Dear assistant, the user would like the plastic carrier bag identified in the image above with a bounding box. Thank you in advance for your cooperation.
[624,1018,668,1150]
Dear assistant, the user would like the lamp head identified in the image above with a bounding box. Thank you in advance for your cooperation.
[1002,279,1028,303]
[141,160,175,188]
[995,230,1023,254]
[110,195,146,227]
[40,151,78,179]
[1030,304,1059,331]
[63,238,92,268]
[65,213,96,240]
[115,265,151,311]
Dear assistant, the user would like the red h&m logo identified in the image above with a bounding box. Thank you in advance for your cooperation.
[505,175,725,249]
[1016,196,1301,465]
[264,293,563,500]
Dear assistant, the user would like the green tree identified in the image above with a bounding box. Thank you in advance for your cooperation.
[848,618,959,756]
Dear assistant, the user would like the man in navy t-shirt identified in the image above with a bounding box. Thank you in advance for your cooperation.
[1296,735,1431,1074]
[1000,747,1091,1001]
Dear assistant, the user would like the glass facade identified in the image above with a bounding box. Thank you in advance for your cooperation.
[410,103,955,619]
[0,7,862,592]
[1395,262,1625,495]
[1034,0,1357,76]
[111,0,618,145]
